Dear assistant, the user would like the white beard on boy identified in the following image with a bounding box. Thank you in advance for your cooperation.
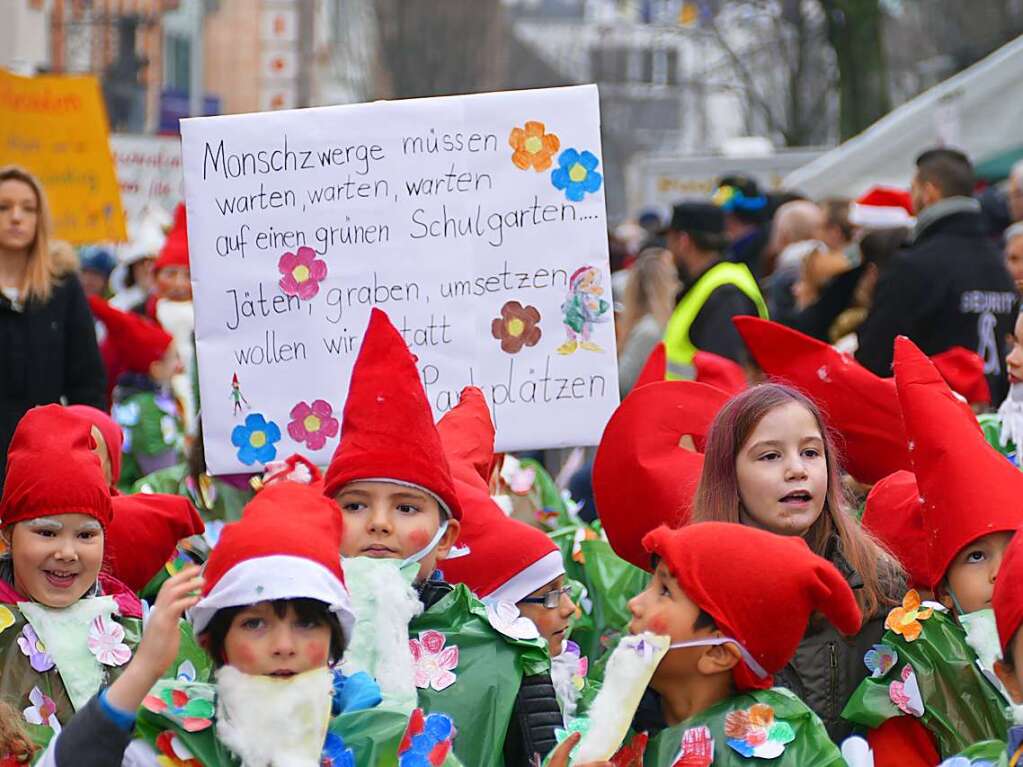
[215,665,333,767]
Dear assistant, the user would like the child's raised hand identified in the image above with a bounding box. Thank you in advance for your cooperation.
[545,733,613,767]
[105,565,204,714]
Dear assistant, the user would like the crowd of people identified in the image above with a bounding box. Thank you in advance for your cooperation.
[0,144,1021,767]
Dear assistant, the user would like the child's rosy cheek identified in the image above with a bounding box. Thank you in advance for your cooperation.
[647,615,669,636]
[307,642,329,667]
[407,529,430,550]
[230,642,258,669]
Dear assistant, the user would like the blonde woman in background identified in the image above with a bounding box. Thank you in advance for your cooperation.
[0,165,106,481]
[617,248,679,396]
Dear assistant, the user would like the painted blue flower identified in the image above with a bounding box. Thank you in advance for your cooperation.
[321,732,355,767]
[551,148,603,202]
[231,413,281,465]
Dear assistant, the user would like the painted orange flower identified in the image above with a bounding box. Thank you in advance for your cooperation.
[491,301,542,354]
[509,121,561,172]
[884,589,933,642]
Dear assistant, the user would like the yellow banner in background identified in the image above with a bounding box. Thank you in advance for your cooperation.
[0,69,127,244]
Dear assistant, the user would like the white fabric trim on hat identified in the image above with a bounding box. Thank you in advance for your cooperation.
[189,555,355,640]
[485,550,566,605]
[345,477,453,520]
[848,203,915,229]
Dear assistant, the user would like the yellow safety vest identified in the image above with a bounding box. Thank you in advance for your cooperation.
[663,261,768,380]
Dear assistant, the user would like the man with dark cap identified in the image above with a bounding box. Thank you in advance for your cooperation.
[713,174,770,276]
[663,201,769,379]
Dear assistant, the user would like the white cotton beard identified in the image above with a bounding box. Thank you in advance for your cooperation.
[997,382,1023,449]
[155,299,197,435]
[215,665,332,767]
[550,648,580,725]
[573,633,669,763]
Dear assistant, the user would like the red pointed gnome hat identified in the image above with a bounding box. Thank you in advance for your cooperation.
[849,186,916,229]
[66,405,123,488]
[931,346,991,406]
[154,203,189,272]
[894,336,1023,590]
[861,471,932,590]
[993,526,1023,652]
[105,493,204,592]
[694,351,748,396]
[594,381,729,570]
[256,454,323,491]
[631,342,666,393]
[643,522,861,691]
[734,316,911,484]
[88,294,173,374]
[1,405,113,528]
[434,387,497,486]
[436,388,562,601]
[323,309,461,520]
[190,481,354,638]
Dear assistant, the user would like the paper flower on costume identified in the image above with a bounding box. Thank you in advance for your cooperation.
[889,664,924,717]
[17,624,54,672]
[724,704,795,759]
[398,708,457,767]
[286,399,340,451]
[863,644,897,678]
[551,148,603,202]
[409,631,459,692]
[231,413,281,465]
[321,732,356,767]
[176,660,198,684]
[155,731,202,767]
[486,601,541,641]
[278,246,328,300]
[572,526,599,564]
[612,731,650,766]
[0,606,14,637]
[553,717,590,760]
[509,121,561,172]
[491,301,542,354]
[88,615,132,666]
[562,641,589,690]
[23,687,60,734]
[885,590,934,642]
[671,725,714,767]
[143,686,215,732]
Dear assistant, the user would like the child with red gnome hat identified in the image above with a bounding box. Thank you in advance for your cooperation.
[0,405,206,761]
[843,337,1023,765]
[88,295,185,492]
[436,388,574,731]
[323,309,558,767]
[608,522,856,766]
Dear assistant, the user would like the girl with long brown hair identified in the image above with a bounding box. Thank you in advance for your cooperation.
[690,382,904,742]
[0,165,106,480]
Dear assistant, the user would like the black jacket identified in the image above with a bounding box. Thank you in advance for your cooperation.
[418,579,562,766]
[0,276,106,485]
[856,208,1017,401]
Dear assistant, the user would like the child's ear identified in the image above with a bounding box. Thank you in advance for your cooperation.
[995,659,1023,705]
[696,640,741,676]
[434,518,461,561]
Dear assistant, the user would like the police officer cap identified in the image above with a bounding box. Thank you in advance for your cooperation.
[669,202,725,235]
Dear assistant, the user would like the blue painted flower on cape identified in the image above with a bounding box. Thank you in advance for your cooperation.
[551,148,603,202]
[398,708,457,767]
[231,413,281,465]
[320,732,355,767]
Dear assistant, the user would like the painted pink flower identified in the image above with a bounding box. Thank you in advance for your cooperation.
[23,686,60,734]
[87,615,132,667]
[278,246,327,300]
[409,630,459,691]
[287,399,340,451]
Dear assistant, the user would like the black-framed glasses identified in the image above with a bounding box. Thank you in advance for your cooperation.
[520,586,572,609]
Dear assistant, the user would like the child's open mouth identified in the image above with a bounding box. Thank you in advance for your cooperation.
[268,670,297,678]
[779,490,812,506]
[43,569,78,589]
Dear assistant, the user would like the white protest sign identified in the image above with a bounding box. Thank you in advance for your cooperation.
[110,134,183,230]
[181,85,619,475]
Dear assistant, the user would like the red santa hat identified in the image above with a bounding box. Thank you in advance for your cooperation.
[643,522,861,691]
[435,388,562,601]
[255,454,323,491]
[848,186,916,229]
[105,493,205,592]
[861,470,932,590]
[593,380,728,570]
[694,351,748,396]
[88,294,174,374]
[0,405,113,528]
[993,527,1023,653]
[154,203,189,272]
[631,342,666,392]
[893,336,1023,590]
[190,481,354,638]
[931,346,991,406]
[733,316,911,484]
[66,405,123,488]
[323,309,461,520]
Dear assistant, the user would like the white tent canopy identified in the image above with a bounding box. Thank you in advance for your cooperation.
[784,35,1023,198]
